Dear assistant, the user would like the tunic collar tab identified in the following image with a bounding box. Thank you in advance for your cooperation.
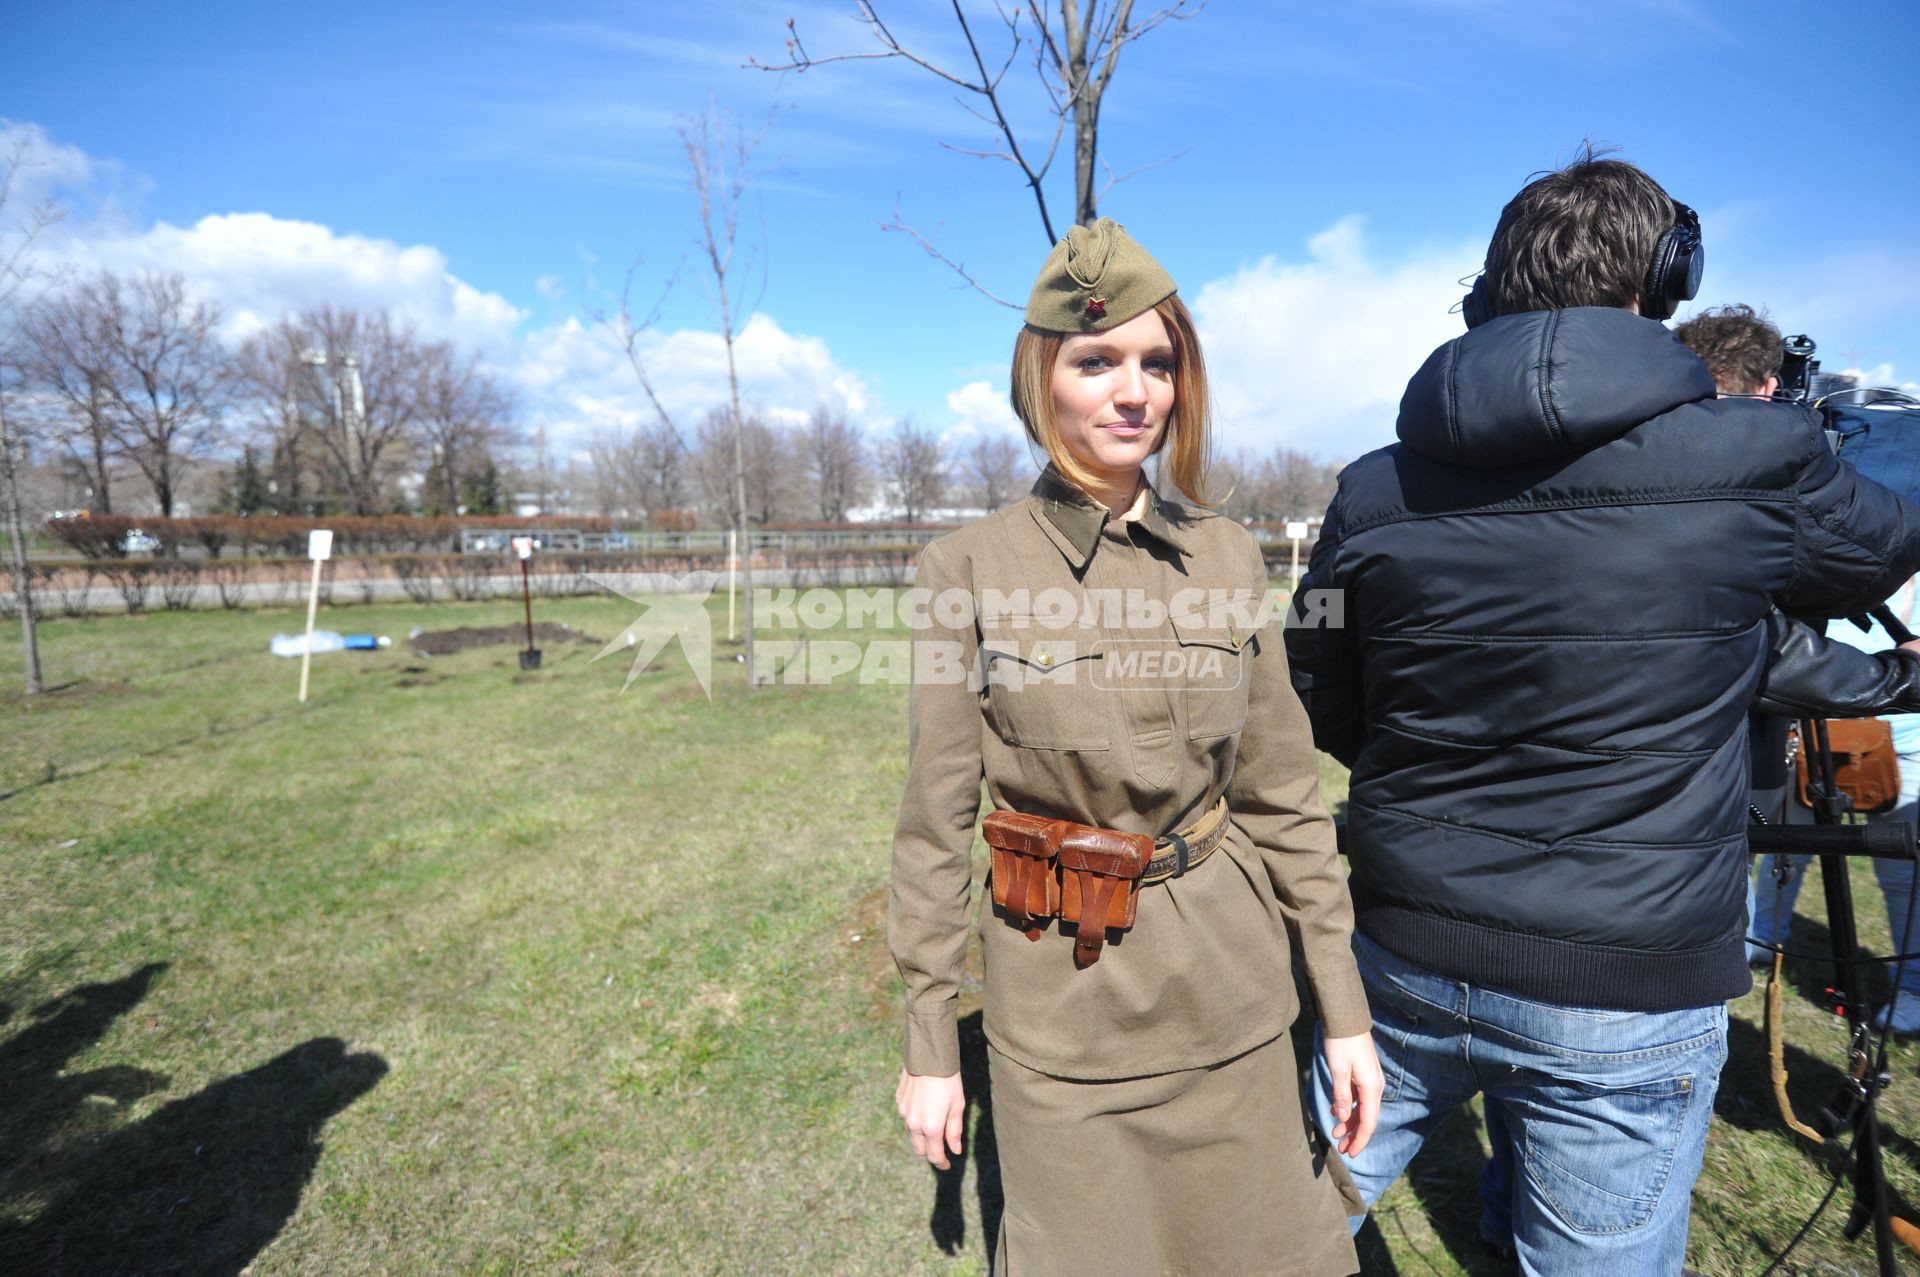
[1029,465,1190,567]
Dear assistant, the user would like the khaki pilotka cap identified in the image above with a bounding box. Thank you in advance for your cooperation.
[1023,217,1178,334]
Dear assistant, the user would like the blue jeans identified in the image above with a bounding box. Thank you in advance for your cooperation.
[1314,933,1727,1277]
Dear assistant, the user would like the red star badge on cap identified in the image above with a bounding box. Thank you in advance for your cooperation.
[1086,297,1107,320]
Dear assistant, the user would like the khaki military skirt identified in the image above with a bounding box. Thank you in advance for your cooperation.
[988,1034,1359,1277]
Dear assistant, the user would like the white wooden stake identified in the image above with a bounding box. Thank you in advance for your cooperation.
[299,529,333,704]
[298,560,322,703]
[728,528,738,641]
[1284,520,1309,592]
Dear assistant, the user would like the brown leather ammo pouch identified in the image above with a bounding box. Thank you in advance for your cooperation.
[1796,718,1901,815]
[1057,827,1155,967]
[983,810,1062,937]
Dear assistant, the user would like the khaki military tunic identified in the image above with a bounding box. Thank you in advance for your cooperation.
[888,469,1368,1276]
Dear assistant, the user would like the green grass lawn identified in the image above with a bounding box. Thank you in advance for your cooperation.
[3,594,1920,1275]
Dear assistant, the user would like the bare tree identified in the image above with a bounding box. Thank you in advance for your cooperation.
[1268,447,1335,522]
[80,271,229,519]
[754,1,1201,300]
[878,419,948,524]
[633,421,688,520]
[231,320,320,515]
[804,405,868,522]
[531,424,553,515]
[585,415,694,523]
[683,105,771,683]
[1210,446,1255,521]
[585,428,638,519]
[967,431,1024,511]
[694,408,791,529]
[418,342,517,516]
[0,138,63,693]
[22,284,119,513]
[1215,446,1341,522]
[239,307,427,515]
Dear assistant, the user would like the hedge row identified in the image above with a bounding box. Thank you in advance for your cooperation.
[41,513,957,560]
[0,548,925,619]
[41,514,643,560]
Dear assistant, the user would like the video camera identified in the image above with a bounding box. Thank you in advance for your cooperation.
[1777,332,1819,402]
[1775,331,1919,414]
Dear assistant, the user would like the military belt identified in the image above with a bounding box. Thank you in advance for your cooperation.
[1140,795,1231,884]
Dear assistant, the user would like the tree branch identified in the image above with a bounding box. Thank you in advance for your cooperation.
[880,204,1023,310]
[751,1,1060,245]
[747,6,983,94]
[1097,146,1189,202]
[594,261,690,454]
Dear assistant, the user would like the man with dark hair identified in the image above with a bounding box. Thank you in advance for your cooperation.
[1672,303,1920,1029]
[1288,150,1920,1274]
[1675,303,1784,398]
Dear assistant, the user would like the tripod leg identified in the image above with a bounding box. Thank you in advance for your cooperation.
[1842,1095,1897,1277]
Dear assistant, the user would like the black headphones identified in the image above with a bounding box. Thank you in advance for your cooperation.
[1640,201,1704,321]
[1462,200,1705,328]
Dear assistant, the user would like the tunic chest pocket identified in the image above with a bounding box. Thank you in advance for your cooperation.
[980,621,1111,751]
[1171,613,1251,741]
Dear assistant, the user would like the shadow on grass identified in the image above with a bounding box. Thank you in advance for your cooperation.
[0,962,173,1180]
[1716,1011,1920,1266]
[1764,885,1894,1018]
[1355,1105,1512,1277]
[929,1011,1003,1267]
[1717,1008,1850,1136]
[0,964,387,1277]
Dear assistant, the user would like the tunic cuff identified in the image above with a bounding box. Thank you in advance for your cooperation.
[903,1002,962,1077]
[1312,963,1374,1040]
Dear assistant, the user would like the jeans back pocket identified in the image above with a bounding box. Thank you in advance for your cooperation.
[1519,1072,1698,1235]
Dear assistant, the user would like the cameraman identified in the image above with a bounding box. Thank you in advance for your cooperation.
[1675,305,1920,1009]
[1469,302,1920,1268]
[1288,150,1920,1274]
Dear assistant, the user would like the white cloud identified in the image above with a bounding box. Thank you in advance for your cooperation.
[1190,215,1478,460]
[0,119,125,215]
[1847,363,1920,396]
[6,121,880,457]
[512,311,875,448]
[942,378,1021,443]
[41,211,529,354]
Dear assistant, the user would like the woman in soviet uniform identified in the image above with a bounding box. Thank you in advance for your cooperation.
[889,218,1381,1275]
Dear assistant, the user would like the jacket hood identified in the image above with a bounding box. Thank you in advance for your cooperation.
[1396,307,1716,467]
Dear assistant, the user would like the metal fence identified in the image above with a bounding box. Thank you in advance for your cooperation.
[619,528,950,553]
[614,521,1321,554]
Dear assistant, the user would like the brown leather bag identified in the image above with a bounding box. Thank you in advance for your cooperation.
[984,811,1062,938]
[1057,826,1155,967]
[982,811,1155,965]
[1795,718,1902,814]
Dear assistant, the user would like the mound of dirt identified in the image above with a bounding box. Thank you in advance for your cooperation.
[408,622,599,656]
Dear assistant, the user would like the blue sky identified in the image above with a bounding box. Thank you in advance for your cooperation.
[5,0,1917,462]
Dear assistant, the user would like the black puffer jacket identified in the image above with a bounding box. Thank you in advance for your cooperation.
[1287,307,1920,1010]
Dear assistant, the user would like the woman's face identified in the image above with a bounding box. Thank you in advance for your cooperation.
[1050,308,1176,491]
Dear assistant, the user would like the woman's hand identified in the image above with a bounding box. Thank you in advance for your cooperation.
[895,1069,967,1169]
[1321,1032,1384,1157]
